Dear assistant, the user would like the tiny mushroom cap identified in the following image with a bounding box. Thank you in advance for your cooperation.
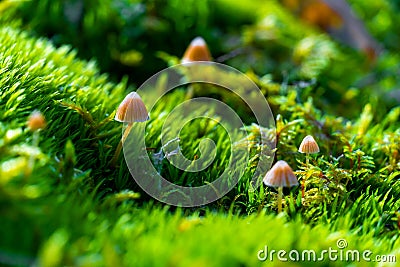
[299,135,320,154]
[263,160,299,187]
[181,37,212,63]
[27,110,46,131]
[115,92,149,123]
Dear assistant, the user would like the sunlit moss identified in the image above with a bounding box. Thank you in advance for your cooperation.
[0,1,399,266]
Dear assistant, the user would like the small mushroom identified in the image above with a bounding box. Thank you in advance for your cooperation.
[264,160,298,213]
[115,92,149,123]
[181,37,212,63]
[27,110,46,131]
[299,135,320,159]
[26,110,46,177]
[298,135,320,202]
[110,92,149,167]
[181,37,213,99]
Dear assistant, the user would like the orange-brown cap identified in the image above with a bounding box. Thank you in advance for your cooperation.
[263,160,298,187]
[300,1,343,30]
[27,110,46,131]
[299,135,320,154]
[181,37,212,63]
[115,92,149,123]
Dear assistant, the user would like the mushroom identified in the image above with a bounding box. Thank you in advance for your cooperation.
[114,92,150,124]
[26,110,46,177]
[110,92,149,167]
[181,37,212,63]
[27,110,46,131]
[299,135,320,164]
[263,160,298,213]
[298,135,320,201]
[181,37,213,99]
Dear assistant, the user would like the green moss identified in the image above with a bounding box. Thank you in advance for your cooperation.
[0,1,400,266]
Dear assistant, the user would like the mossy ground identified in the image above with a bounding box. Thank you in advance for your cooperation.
[0,0,399,266]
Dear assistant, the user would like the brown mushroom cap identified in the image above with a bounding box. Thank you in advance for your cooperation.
[263,160,299,187]
[298,135,320,154]
[27,110,46,131]
[115,92,149,123]
[181,37,212,63]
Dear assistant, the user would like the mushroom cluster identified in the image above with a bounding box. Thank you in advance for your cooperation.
[263,135,320,213]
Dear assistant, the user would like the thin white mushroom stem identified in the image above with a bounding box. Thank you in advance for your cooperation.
[277,186,283,213]
[110,123,134,167]
[301,152,310,202]
[25,130,40,177]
